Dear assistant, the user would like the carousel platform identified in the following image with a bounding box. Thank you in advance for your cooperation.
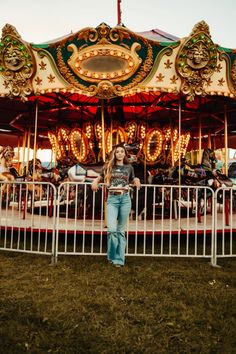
[0,205,235,235]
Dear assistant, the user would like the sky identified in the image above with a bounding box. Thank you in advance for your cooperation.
[0,0,235,48]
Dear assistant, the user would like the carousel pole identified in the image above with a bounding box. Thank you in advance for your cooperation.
[198,116,202,164]
[101,99,106,162]
[17,136,21,172]
[110,108,113,152]
[178,97,182,186]
[101,99,107,226]
[208,131,212,149]
[21,131,27,174]
[170,117,174,167]
[174,97,182,221]
[32,100,39,181]
[117,0,122,26]
[26,127,31,173]
[224,104,228,175]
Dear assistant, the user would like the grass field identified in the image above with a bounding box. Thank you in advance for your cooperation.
[0,252,236,353]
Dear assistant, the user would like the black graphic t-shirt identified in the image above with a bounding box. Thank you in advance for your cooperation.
[102,164,135,190]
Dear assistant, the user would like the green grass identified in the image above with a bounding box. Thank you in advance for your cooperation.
[0,253,236,353]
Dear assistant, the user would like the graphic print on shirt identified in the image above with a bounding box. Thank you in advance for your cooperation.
[110,165,134,189]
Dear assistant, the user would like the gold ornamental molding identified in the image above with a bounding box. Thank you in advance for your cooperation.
[0,24,35,101]
[56,23,153,99]
[67,42,141,83]
[231,59,236,92]
[176,21,217,101]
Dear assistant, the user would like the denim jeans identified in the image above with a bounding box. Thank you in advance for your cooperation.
[106,193,131,265]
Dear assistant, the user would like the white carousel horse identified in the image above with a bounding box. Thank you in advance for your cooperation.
[68,163,102,182]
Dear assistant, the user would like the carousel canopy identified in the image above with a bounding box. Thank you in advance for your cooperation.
[0,21,235,150]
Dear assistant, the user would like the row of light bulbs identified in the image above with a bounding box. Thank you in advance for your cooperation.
[48,125,191,163]
[1,87,233,100]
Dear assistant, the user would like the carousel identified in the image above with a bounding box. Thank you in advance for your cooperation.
[0,19,236,242]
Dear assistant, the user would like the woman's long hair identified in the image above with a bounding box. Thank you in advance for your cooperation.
[104,144,129,185]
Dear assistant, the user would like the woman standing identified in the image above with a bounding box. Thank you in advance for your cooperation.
[91,144,141,267]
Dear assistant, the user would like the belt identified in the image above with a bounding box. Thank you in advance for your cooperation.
[108,190,128,195]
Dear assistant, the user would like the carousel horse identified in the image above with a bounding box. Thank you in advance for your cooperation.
[228,162,236,185]
[228,162,236,211]
[23,158,44,200]
[0,146,15,199]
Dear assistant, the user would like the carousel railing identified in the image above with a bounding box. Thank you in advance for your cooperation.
[213,186,236,264]
[0,181,235,265]
[0,181,57,262]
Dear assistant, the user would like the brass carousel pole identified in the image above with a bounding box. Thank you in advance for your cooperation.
[21,131,27,174]
[26,127,31,173]
[110,107,113,152]
[178,97,182,186]
[101,99,106,162]
[17,136,21,172]
[101,99,107,225]
[198,116,202,164]
[32,100,39,181]
[224,104,228,175]
[208,131,212,149]
[175,96,182,221]
[170,117,174,167]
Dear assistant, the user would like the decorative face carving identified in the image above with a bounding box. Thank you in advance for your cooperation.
[186,43,209,69]
[4,45,24,71]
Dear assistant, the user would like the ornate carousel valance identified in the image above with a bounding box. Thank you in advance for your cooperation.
[0,21,235,102]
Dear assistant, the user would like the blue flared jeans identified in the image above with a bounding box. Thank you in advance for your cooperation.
[106,193,131,266]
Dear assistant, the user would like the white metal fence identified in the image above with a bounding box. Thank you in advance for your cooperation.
[0,181,57,261]
[0,181,235,265]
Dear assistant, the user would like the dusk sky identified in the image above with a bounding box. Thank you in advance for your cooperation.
[0,0,235,48]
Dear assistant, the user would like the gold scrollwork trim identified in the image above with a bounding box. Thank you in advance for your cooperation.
[56,23,153,98]
[176,21,217,101]
[231,59,236,92]
[0,24,36,100]
[113,42,153,95]
[77,23,132,44]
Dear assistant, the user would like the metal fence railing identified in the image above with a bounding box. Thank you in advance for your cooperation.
[0,181,57,262]
[0,181,235,265]
[213,186,236,265]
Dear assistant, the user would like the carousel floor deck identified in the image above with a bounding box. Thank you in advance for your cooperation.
[0,206,235,234]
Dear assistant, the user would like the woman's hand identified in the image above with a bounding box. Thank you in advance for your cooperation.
[91,177,100,192]
[133,177,141,190]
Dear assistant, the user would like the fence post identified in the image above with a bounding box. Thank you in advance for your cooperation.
[211,189,219,267]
